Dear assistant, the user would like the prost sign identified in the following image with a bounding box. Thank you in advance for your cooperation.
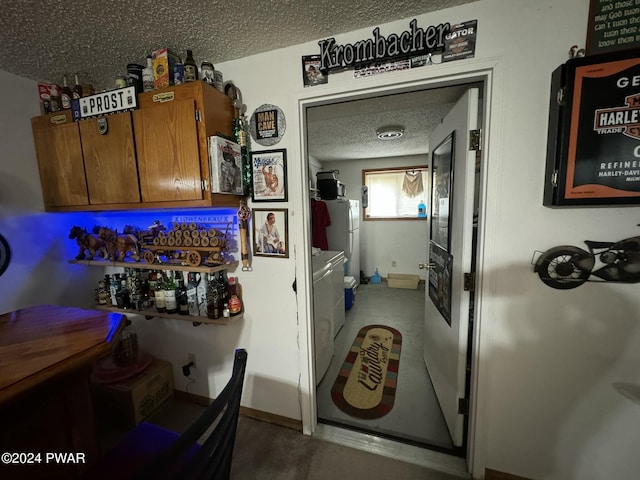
[73,86,138,120]
[318,19,451,71]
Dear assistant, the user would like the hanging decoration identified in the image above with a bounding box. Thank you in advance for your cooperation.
[402,170,424,198]
[249,104,286,146]
[533,227,640,289]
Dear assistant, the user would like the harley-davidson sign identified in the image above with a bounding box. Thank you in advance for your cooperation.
[318,19,451,71]
[594,93,640,139]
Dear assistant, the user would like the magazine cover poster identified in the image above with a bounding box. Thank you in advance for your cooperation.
[208,136,243,195]
[302,55,328,87]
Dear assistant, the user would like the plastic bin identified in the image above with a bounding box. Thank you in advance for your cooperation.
[344,276,357,310]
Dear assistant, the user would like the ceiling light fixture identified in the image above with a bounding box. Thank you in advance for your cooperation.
[376,125,404,140]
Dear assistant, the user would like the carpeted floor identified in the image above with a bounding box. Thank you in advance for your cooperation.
[230,415,467,480]
[98,398,469,479]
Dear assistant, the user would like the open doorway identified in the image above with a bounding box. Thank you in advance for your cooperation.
[304,81,483,458]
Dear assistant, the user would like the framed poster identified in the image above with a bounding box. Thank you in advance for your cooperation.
[428,241,453,326]
[430,132,455,251]
[252,208,289,258]
[251,149,288,202]
[586,0,640,55]
[544,47,640,206]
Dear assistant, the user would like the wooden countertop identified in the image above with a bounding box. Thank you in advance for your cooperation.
[0,304,126,406]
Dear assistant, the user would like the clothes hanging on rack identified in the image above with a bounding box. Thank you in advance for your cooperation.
[402,170,424,198]
[311,198,331,250]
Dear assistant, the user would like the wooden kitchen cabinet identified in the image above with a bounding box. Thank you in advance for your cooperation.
[31,110,88,208]
[31,81,239,212]
[133,81,236,207]
[79,111,141,205]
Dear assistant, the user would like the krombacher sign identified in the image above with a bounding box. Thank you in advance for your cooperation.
[318,19,450,71]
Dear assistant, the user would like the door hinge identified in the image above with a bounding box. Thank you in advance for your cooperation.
[464,272,475,292]
[195,109,202,122]
[469,129,481,151]
[556,87,566,106]
[551,169,558,187]
[201,179,208,191]
[458,397,469,415]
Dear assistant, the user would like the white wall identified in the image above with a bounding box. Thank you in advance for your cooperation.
[323,155,429,280]
[0,70,102,314]
[3,0,640,479]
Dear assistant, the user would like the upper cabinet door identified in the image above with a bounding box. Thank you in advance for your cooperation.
[79,112,141,205]
[31,113,88,208]
[133,99,203,203]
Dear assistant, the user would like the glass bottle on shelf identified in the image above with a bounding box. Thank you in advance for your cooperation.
[142,55,154,92]
[176,272,189,315]
[110,274,120,307]
[184,49,198,82]
[155,272,166,313]
[72,74,83,99]
[206,273,221,319]
[164,272,178,314]
[112,319,139,367]
[186,272,200,316]
[227,276,243,316]
[147,270,158,309]
[60,75,72,110]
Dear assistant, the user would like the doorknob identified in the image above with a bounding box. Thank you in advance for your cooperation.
[418,263,435,269]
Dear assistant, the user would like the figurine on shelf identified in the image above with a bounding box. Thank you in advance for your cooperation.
[69,225,109,260]
[93,226,140,262]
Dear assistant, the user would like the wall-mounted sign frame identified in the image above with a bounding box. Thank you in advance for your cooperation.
[428,241,452,326]
[430,132,455,251]
[586,0,640,56]
[249,104,286,146]
[544,47,640,206]
[251,149,288,202]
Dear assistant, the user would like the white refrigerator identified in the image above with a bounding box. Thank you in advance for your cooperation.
[324,198,360,285]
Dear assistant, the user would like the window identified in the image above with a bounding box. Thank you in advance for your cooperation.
[362,166,428,220]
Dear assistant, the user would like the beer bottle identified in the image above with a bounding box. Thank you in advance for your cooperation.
[155,272,166,313]
[184,49,199,82]
[227,277,242,316]
[72,74,83,99]
[60,75,73,110]
[176,272,189,315]
[142,55,154,92]
[206,273,221,319]
[164,272,178,314]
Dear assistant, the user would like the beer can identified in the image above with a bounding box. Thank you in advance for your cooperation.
[115,75,127,89]
[174,63,184,85]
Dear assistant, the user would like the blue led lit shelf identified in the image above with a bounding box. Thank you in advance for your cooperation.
[69,259,238,274]
[94,304,242,326]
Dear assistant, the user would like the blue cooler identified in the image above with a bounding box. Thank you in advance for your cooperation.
[344,276,357,310]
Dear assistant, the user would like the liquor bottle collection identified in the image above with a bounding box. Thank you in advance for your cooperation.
[95,267,243,320]
[39,47,224,115]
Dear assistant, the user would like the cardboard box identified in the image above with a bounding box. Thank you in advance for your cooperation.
[208,136,244,195]
[152,48,180,89]
[387,273,420,289]
[91,359,173,427]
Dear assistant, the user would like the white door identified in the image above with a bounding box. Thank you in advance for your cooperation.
[423,87,479,447]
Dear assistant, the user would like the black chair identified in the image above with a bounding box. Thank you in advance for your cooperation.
[84,349,247,480]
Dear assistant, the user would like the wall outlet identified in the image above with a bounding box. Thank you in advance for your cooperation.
[188,353,196,368]
[391,260,397,267]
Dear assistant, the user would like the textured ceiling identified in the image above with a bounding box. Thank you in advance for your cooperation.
[306,85,471,162]
[0,0,477,162]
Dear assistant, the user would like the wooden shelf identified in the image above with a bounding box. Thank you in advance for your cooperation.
[94,305,242,326]
[69,259,238,274]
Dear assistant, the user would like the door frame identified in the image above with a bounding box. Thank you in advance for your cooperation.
[294,58,501,475]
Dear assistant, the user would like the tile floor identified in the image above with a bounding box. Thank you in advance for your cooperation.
[316,282,455,452]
